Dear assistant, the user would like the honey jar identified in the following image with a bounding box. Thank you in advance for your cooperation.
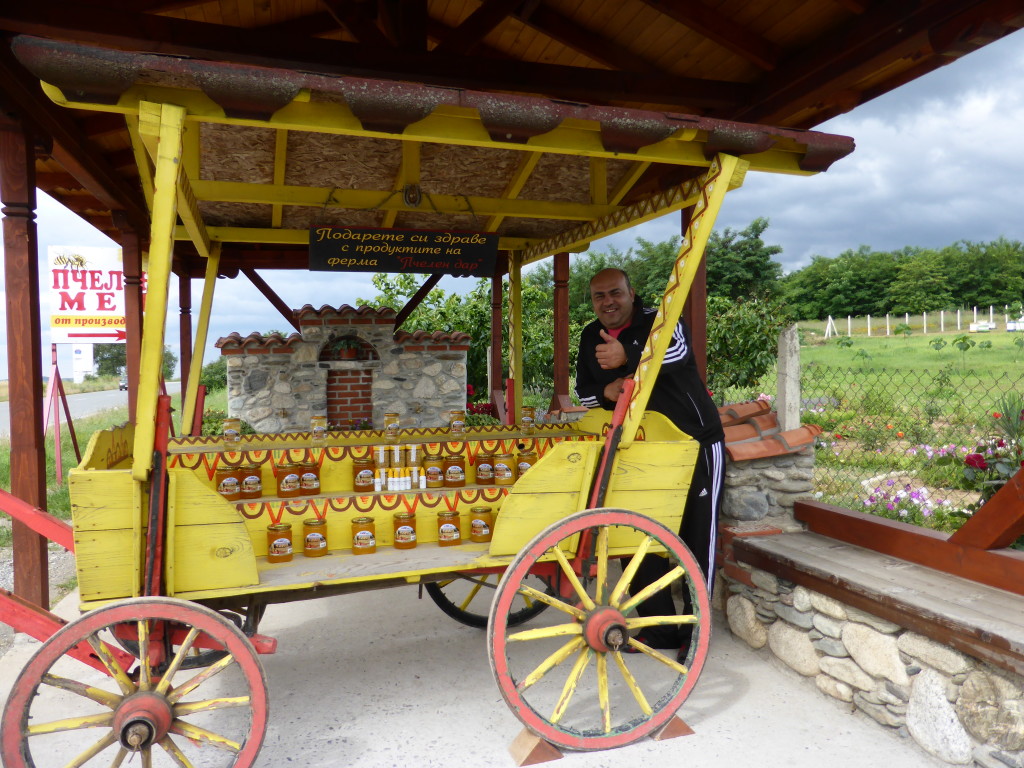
[390,444,408,469]
[222,417,241,444]
[475,452,494,485]
[239,463,263,500]
[299,461,320,494]
[393,512,417,550]
[384,412,401,443]
[424,452,445,489]
[215,465,241,501]
[437,511,461,546]
[449,409,466,436]
[276,463,301,498]
[266,523,293,563]
[311,415,328,443]
[373,444,390,469]
[443,454,466,488]
[517,449,538,478]
[351,516,376,555]
[493,453,516,486]
[407,443,422,466]
[302,518,328,557]
[520,406,536,435]
[469,506,494,543]
[353,457,376,492]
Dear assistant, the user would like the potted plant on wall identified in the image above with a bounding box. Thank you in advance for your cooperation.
[335,336,360,360]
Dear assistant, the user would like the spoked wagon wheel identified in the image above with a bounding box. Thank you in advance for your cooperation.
[425,572,551,629]
[487,508,711,751]
[1,597,269,768]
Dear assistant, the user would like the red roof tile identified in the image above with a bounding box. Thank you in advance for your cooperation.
[292,304,398,321]
[721,403,820,461]
[215,331,303,350]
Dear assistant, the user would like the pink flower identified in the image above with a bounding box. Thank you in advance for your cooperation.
[964,453,988,470]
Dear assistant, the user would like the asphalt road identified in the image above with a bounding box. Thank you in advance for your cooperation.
[0,382,181,437]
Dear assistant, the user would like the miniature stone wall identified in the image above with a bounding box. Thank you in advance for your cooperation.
[216,304,469,433]
[721,446,816,530]
[719,562,1024,767]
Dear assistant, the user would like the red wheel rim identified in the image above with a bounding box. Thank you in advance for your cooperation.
[1,597,269,768]
[487,508,711,751]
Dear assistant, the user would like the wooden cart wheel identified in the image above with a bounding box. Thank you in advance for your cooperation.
[487,508,711,751]
[425,573,551,629]
[1,597,269,768]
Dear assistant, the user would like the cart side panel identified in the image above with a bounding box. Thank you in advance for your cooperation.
[70,423,143,602]
[167,470,259,595]
[488,442,601,556]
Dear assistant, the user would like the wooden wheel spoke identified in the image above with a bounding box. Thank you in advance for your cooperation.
[158,736,195,768]
[42,673,121,708]
[85,636,135,696]
[549,647,593,724]
[594,527,609,605]
[169,721,242,754]
[508,622,582,643]
[624,637,688,674]
[611,651,653,716]
[137,620,152,692]
[515,585,586,620]
[140,747,152,768]
[108,747,128,767]
[26,711,114,736]
[517,637,586,692]
[550,546,595,611]
[63,730,117,768]
[165,652,236,704]
[626,614,698,630]
[155,627,202,695]
[608,535,655,606]
[173,696,251,717]
[596,651,611,733]
[619,565,685,615]
[458,577,488,611]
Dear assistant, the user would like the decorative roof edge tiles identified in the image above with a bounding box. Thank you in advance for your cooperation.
[216,331,303,349]
[393,330,472,345]
[293,304,398,320]
[720,400,820,461]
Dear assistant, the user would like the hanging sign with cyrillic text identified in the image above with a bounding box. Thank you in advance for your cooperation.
[308,227,498,277]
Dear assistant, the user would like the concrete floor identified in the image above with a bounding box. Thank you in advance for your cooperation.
[0,585,951,768]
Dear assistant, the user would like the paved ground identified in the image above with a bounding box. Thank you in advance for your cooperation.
[0,585,952,768]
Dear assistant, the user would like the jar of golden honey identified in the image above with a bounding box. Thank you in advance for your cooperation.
[222,417,241,444]
[266,523,293,563]
[299,461,320,494]
[449,410,466,435]
[517,449,538,478]
[390,444,407,470]
[302,518,328,557]
[493,453,516,486]
[437,511,461,546]
[474,452,494,485]
[393,512,417,550]
[353,457,375,492]
[239,463,263,500]
[384,412,401,443]
[520,406,536,435]
[276,463,301,498]
[351,516,376,555]
[373,444,390,469]
[469,506,494,543]
[443,454,466,488]
[423,452,445,489]
[310,414,328,443]
[215,465,241,501]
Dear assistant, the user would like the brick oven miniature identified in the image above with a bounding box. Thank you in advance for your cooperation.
[216,304,470,433]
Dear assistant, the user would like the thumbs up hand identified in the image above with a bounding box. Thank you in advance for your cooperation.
[595,329,628,370]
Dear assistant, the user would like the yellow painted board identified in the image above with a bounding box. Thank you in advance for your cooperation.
[69,469,138,532]
[600,491,688,546]
[74,529,136,602]
[168,471,253,527]
[170,523,259,595]
[76,423,135,470]
[607,441,699,492]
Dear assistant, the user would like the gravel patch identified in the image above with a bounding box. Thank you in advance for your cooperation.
[0,544,78,658]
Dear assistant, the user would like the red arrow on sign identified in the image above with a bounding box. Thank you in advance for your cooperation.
[68,330,127,341]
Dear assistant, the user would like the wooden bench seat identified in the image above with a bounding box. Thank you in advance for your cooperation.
[732,530,1024,677]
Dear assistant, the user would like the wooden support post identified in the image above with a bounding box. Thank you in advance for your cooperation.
[114,214,145,423]
[680,205,709,383]
[178,265,192,402]
[509,252,524,426]
[0,114,48,607]
[182,246,221,434]
[550,251,571,411]
[394,273,442,330]
[490,252,506,415]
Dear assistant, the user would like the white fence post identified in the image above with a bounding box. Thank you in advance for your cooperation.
[957,308,962,330]
[847,315,852,336]
[777,325,801,431]
[886,314,890,336]
[940,310,945,333]
[923,311,927,334]
[867,315,872,336]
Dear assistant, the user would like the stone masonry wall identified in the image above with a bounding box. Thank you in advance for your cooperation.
[721,445,816,530]
[720,564,1024,768]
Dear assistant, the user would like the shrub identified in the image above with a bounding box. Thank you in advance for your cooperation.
[200,408,255,437]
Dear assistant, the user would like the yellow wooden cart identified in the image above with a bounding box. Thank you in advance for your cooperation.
[0,39,853,767]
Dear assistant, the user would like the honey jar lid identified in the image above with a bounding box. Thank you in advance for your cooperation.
[352,516,375,524]
[470,506,492,513]
[393,512,415,520]
[267,522,291,531]
[239,462,259,470]
[300,460,318,468]
[437,511,459,518]
[303,517,326,527]
[518,449,537,456]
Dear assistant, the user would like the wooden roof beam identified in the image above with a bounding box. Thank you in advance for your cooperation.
[639,0,780,71]
[434,0,523,55]
[485,150,541,232]
[0,4,745,109]
[381,140,420,228]
[377,0,429,52]
[321,0,392,47]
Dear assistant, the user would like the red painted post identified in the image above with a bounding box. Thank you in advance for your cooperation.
[550,252,570,411]
[115,216,144,423]
[680,206,710,384]
[0,113,48,608]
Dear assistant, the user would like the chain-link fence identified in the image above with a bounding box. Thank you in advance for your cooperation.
[775,365,1024,523]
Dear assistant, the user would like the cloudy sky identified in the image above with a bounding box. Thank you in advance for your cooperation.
[3,28,1024,380]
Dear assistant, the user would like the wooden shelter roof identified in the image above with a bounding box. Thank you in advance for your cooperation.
[0,1,1020,272]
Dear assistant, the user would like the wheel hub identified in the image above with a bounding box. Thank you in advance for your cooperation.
[582,606,629,653]
[112,692,173,751]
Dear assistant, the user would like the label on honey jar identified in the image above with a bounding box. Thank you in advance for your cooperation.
[352,528,376,550]
[280,473,300,493]
[304,532,326,551]
[355,468,375,489]
[241,474,262,494]
[301,472,320,492]
[395,525,416,544]
[217,476,240,496]
[518,461,532,475]
[471,518,490,537]
[445,465,465,484]
[270,537,292,557]
[439,523,460,542]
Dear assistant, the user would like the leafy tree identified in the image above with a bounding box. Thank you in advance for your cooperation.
[887,251,952,314]
[200,356,228,392]
[705,295,792,398]
[94,344,126,377]
[161,347,178,380]
[704,217,783,299]
[940,238,1024,308]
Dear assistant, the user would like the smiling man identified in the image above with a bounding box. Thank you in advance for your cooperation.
[574,267,725,657]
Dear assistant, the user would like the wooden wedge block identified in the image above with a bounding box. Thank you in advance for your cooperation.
[508,729,564,766]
